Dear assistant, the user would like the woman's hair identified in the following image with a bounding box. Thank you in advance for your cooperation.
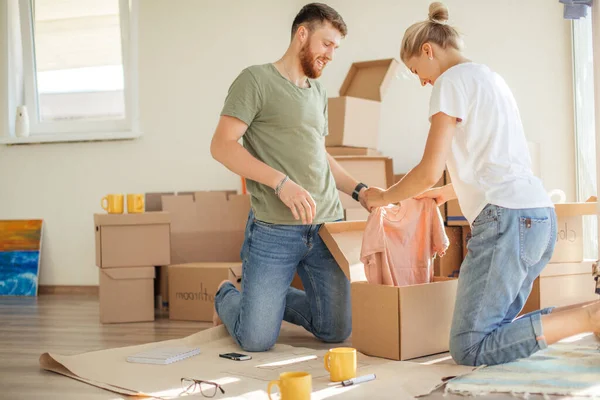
[400,2,462,63]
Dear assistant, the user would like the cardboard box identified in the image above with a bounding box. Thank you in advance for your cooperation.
[168,263,242,321]
[326,59,399,148]
[99,266,155,323]
[520,261,600,315]
[319,221,458,361]
[345,208,370,221]
[291,273,304,290]
[550,200,597,263]
[155,265,169,311]
[462,226,471,259]
[442,171,469,226]
[160,191,250,264]
[334,156,393,210]
[145,192,175,212]
[326,147,381,156]
[434,226,463,278]
[94,212,171,268]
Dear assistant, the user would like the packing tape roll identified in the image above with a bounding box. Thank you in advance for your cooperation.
[548,189,566,204]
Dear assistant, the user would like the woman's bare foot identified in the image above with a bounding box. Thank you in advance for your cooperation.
[212,280,232,327]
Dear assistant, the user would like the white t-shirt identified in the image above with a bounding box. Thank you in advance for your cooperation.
[428,62,553,224]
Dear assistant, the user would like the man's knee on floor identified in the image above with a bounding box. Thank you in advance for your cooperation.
[238,334,277,353]
[314,320,352,343]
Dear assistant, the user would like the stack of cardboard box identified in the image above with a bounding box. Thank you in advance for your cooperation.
[93,212,171,323]
[145,191,247,322]
[324,58,400,221]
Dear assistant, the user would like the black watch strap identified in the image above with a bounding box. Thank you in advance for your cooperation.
[352,183,368,201]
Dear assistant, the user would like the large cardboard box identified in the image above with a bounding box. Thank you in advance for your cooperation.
[334,156,393,210]
[326,147,382,156]
[320,221,458,361]
[520,261,600,315]
[169,263,242,322]
[99,266,155,323]
[550,200,597,263]
[94,212,171,268]
[434,226,463,278]
[160,191,250,264]
[326,59,399,149]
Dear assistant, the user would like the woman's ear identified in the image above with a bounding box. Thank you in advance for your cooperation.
[422,43,433,60]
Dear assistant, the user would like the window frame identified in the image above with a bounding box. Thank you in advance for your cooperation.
[1,0,140,145]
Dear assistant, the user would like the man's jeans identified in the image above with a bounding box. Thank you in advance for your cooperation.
[450,204,557,366]
[215,211,351,352]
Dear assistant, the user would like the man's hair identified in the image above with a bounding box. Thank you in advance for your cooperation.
[291,3,347,39]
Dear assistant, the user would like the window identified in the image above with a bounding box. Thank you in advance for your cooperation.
[572,15,597,260]
[2,0,139,144]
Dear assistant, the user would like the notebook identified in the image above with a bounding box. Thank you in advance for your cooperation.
[126,346,201,365]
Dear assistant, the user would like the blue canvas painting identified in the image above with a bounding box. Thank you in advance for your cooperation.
[0,220,43,296]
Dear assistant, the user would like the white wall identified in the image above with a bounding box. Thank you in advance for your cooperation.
[0,0,575,286]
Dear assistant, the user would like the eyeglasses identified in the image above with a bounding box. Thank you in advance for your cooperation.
[180,378,225,398]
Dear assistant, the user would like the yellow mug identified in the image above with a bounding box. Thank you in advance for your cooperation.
[324,347,357,382]
[267,371,311,400]
[101,194,124,214]
[127,194,145,213]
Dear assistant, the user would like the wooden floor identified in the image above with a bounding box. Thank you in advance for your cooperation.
[1,294,596,400]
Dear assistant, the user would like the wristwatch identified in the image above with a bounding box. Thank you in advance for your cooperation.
[352,183,368,201]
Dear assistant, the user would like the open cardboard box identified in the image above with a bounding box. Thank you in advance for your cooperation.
[326,58,399,149]
[334,156,393,211]
[319,221,458,361]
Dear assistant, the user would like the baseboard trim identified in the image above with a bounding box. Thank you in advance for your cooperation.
[39,285,99,296]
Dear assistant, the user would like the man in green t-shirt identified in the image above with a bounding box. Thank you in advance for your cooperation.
[210,3,369,352]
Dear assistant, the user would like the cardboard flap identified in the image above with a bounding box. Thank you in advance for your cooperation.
[339,58,399,101]
[319,221,367,282]
[94,212,170,227]
[145,192,175,212]
[162,195,197,233]
[554,201,597,217]
[102,267,155,280]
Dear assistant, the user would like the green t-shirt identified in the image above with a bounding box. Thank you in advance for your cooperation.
[220,63,344,225]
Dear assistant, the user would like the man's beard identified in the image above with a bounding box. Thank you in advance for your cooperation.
[299,42,325,79]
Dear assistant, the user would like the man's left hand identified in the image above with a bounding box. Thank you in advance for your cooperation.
[363,187,388,211]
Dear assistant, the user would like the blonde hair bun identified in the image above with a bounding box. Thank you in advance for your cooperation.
[428,2,449,24]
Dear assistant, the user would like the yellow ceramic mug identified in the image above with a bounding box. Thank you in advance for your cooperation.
[267,371,311,400]
[127,194,145,213]
[324,347,357,382]
[101,194,124,214]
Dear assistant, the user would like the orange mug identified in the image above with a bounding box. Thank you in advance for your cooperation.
[101,194,124,214]
[267,372,311,400]
[127,194,144,213]
[324,347,357,382]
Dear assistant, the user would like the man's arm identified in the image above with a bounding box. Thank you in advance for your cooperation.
[210,115,316,223]
[326,153,368,209]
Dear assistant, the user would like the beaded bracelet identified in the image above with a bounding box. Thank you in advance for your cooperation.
[275,176,289,197]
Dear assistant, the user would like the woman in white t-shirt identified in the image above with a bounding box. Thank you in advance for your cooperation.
[365,1,600,366]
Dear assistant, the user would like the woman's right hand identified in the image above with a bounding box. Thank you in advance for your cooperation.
[277,179,316,224]
[414,185,452,206]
